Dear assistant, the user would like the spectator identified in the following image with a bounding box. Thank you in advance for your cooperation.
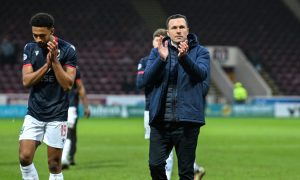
[0,35,17,64]
[233,82,248,104]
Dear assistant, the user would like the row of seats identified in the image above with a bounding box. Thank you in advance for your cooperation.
[0,0,299,95]
[0,0,150,94]
[160,0,300,95]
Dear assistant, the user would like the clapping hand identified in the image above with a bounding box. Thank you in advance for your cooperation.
[157,35,169,61]
[47,39,58,62]
[178,40,189,57]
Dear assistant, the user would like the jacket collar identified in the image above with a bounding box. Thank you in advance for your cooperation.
[187,33,199,48]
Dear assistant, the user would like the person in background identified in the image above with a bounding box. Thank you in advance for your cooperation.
[62,66,90,169]
[0,34,17,64]
[233,82,248,104]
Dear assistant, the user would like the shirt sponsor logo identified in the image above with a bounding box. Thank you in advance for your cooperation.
[41,75,55,83]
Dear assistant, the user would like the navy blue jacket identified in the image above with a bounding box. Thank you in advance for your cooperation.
[136,56,152,111]
[144,34,210,125]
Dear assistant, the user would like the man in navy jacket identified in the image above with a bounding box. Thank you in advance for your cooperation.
[144,14,210,180]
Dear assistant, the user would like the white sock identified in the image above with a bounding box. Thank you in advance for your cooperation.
[20,163,39,180]
[49,172,64,180]
[165,150,174,180]
[61,139,71,164]
[194,162,199,172]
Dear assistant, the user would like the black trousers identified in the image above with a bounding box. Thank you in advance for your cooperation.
[67,118,78,161]
[149,122,200,180]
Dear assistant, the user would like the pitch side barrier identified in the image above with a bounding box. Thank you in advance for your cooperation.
[252,96,300,118]
[0,94,299,118]
[0,104,299,118]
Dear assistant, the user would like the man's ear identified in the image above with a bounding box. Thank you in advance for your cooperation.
[167,30,170,36]
[51,28,55,35]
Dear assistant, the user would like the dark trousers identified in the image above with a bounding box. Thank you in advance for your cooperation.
[67,118,78,161]
[149,122,200,180]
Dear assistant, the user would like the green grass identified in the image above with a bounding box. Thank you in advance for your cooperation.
[0,117,299,179]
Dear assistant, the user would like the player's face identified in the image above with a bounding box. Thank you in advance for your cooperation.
[32,26,53,48]
[167,18,189,44]
[152,36,161,48]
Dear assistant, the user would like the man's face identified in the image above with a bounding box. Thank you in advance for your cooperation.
[167,18,189,44]
[32,26,53,48]
[152,36,161,48]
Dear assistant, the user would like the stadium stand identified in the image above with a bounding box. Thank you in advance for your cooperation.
[160,0,300,95]
[0,0,299,95]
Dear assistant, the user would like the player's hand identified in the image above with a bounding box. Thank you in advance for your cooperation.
[84,108,91,118]
[157,36,169,61]
[46,53,52,68]
[178,40,189,57]
[47,39,58,62]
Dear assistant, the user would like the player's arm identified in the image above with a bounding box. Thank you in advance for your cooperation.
[22,43,52,88]
[47,39,76,91]
[51,60,76,91]
[76,79,90,118]
[22,61,51,88]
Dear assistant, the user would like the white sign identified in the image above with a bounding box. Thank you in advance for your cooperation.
[207,46,237,67]
[0,94,7,104]
[274,103,300,118]
[106,95,145,106]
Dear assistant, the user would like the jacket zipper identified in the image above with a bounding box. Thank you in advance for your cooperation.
[173,87,178,122]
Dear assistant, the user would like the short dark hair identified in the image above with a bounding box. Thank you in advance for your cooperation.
[30,13,54,28]
[166,14,188,29]
[153,28,167,38]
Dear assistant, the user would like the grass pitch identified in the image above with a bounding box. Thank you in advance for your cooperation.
[0,117,299,180]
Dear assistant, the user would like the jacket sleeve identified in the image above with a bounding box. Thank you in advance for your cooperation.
[202,74,210,97]
[143,48,167,86]
[179,46,210,82]
[136,57,147,89]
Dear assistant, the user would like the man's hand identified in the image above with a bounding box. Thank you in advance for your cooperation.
[178,40,189,57]
[157,36,169,61]
[46,53,52,68]
[47,39,58,62]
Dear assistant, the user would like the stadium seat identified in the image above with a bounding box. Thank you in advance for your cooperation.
[0,0,299,95]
